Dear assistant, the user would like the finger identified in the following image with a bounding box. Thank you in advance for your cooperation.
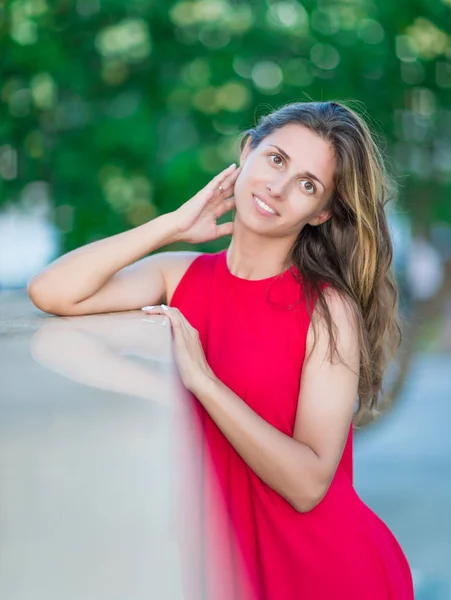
[146,306,179,339]
[213,174,241,214]
[209,163,237,194]
[190,164,237,213]
[178,313,193,340]
[161,306,198,339]
[215,221,234,237]
[161,305,191,336]
[161,305,188,322]
[215,195,235,218]
[162,307,194,351]
[163,307,183,330]
[141,304,178,324]
[215,165,241,197]
[222,164,241,187]
[174,311,202,359]
[141,305,165,314]
[210,167,240,211]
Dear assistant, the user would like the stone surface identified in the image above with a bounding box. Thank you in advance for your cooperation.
[1,291,451,599]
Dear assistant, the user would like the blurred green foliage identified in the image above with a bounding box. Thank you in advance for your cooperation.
[1,0,451,254]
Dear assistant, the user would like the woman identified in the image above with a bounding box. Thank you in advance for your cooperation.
[28,101,414,599]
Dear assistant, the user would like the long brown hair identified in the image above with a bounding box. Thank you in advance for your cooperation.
[240,101,402,426]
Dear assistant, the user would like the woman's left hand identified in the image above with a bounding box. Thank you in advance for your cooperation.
[141,304,215,394]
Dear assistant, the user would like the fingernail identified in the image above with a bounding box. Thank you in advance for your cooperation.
[141,306,157,311]
[160,304,168,311]
[142,318,155,323]
[229,163,236,169]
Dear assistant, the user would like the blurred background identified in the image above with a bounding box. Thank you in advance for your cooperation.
[1,0,451,598]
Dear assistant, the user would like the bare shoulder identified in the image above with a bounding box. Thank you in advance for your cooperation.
[306,286,359,362]
[157,250,203,305]
[322,286,357,326]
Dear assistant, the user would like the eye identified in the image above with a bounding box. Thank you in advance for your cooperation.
[269,153,284,166]
[268,153,317,194]
[300,179,316,194]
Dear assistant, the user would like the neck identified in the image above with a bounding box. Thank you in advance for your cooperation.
[226,218,298,280]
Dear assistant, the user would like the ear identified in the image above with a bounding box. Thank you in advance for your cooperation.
[239,136,253,166]
[308,208,332,227]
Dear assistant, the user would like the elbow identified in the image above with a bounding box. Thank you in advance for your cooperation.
[291,481,328,514]
[292,495,323,514]
[27,277,50,313]
[27,277,46,310]
[293,497,322,514]
[27,277,63,315]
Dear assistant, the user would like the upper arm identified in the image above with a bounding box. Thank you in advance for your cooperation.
[33,251,200,316]
[293,288,360,506]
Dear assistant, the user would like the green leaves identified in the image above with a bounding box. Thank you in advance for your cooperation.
[1,0,451,251]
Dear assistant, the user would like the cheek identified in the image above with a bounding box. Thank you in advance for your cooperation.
[285,197,317,222]
[233,174,249,201]
[235,160,261,195]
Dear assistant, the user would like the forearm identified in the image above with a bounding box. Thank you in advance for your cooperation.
[28,213,179,305]
[195,376,322,512]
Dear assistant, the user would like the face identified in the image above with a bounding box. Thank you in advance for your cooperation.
[234,123,336,237]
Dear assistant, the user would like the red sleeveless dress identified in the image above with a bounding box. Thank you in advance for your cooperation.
[170,250,414,600]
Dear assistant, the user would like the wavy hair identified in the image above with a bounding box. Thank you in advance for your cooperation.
[239,101,402,426]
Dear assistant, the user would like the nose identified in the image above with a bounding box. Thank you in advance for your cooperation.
[266,175,290,197]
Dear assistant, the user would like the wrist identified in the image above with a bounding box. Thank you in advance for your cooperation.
[148,212,183,245]
[190,368,218,398]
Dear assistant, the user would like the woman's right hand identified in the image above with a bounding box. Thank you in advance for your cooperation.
[172,163,241,244]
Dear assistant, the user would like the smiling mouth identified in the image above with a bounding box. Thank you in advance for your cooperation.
[253,194,279,216]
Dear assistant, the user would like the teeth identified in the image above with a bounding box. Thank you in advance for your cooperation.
[255,196,276,214]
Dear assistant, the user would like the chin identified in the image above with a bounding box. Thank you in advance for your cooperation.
[234,211,279,239]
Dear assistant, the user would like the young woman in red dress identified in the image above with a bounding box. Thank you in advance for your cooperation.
[29,101,414,599]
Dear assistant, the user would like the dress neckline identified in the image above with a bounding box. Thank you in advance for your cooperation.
[219,249,292,284]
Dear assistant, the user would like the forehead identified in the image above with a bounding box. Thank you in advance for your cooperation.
[261,123,336,187]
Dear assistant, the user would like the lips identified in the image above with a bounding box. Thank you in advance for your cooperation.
[252,194,279,215]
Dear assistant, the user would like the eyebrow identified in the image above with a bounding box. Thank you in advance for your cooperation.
[268,144,326,191]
